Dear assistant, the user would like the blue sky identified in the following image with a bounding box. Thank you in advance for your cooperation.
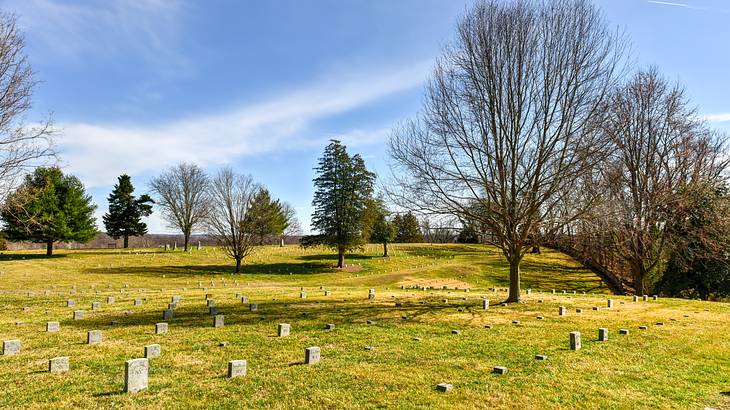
[2,0,729,234]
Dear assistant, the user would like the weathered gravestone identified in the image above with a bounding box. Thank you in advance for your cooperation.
[213,315,225,328]
[607,299,614,308]
[2,340,20,356]
[107,296,115,304]
[278,323,290,337]
[163,309,173,320]
[305,346,320,365]
[73,310,85,320]
[535,355,547,361]
[250,304,258,312]
[493,366,508,375]
[155,323,168,334]
[227,360,247,378]
[436,383,453,392]
[559,306,567,316]
[325,323,335,330]
[46,321,60,332]
[87,330,102,345]
[144,344,161,359]
[124,358,148,393]
[570,331,581,350]
[134,299,143,306]
[49,356,69,373]
[598,328,609,342]
[66,300,75,307]
[482,300,489,310]
[92,302,101,310]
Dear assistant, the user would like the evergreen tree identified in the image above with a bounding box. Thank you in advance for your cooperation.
[369,202,396,257]
[103,174,153,248]
[1,167,97,255]
[306,140,375,268]
[245,188,286,245]
[395,212,423,243]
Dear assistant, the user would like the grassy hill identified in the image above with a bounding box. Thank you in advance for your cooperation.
[0,244,727,409]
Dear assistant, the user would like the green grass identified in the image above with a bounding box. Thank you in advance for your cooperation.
[0,244,728,409]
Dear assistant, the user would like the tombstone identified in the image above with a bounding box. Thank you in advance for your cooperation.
[493,366,508,375]
[536,316,544,320]
[124,358,149,393]
[633,295,639,302]
[144,344,161,359]
[482,299,489,310]
[652,295,658,301]
[592,306,600,311]
[575,308,583,313]
[134,299,143,306]
[250,304,258,312]
[619,328,629,335]
[66,300,75,307]
[73,310,85,320]
[598,328,609,342]
[526,289,531,295]
[46,321,60,332]
[639,325,647,330]
[569,331,581,350]
[305,346,321,365]
[642,295,648,302]
[172,295,181,303]
[436,383,453,392]
[324,291,331,296]
[91,302,101,310]
[163,309,173,320]
[207,299,215,308]
[607,299,614,308]
[213,315,225,328]
[87,330,102,345]
[209,307,220,316]
[227,360,247,378]
[241,296,249,303]
[656,322,664,326]
[155,323,168,334]
[366,320,375,325]
[325,323,335,330]
[107,296,115,304]
[512,320,520,325]
[197,241,201,251]
[300,292,306,299]
[49,356,69,373]
[2,340,20,356]
[451,329,461,335]
[278,323,290,337]
[535,355,547,361]
[559,306,566,316]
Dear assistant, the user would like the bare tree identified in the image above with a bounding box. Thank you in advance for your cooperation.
[207,167,257,273]
[388,0,625,302]
[0,13,55,203]
[280,202,301,246]
[149,163,210,251]
[591,68,728,295]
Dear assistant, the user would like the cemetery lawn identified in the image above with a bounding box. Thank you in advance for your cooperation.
[0,244,728,409]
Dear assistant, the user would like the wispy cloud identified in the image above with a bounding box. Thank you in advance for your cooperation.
[647,1,730,13]
[58,61,431,187]
[704,113,730,122]
[4,0,192,74]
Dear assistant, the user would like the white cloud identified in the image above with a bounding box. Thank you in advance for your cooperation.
[57,61,431,187]
[704,113,730,123]
[5,0,191,73]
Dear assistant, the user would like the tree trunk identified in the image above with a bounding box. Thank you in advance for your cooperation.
[634,270,645,296]
[383,242,389,257]
[235,258,241,273]
[506,257,521,303]
[280,236,284,247]
[123,235,129,249]
[337,251,344,269]
[183,232,189,252]
[46,240,53,256]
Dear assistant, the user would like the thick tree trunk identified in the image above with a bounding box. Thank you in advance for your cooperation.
[183,232,189,252]
[337,251,345,268]
[506,257,521,303]
[123,235,129,249]
[280,236,285,247]
[46,240,53,256]
[235,258,241,273]
[634,270,645,296]
[383,242,389,257]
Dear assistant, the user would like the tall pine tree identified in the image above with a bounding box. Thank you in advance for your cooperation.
[103,175,154,248]
[369,199,396,257]
[395,212,423,243]
[245,188,286,246]
[1,167,97,256]
[307,140,375,268]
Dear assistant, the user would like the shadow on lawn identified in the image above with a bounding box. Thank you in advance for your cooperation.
[0,253,67,261]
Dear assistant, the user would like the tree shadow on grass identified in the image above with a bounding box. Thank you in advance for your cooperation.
[0,253,67,261]
[298,253,375,262]
[83,261,337,277]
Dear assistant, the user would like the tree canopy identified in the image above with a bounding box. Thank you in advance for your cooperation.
[1,166,96,255]
[103,174,153,248]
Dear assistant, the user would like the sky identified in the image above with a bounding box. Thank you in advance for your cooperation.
[1,0,729,234]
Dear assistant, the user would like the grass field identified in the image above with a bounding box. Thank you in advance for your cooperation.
[0,244,727,409]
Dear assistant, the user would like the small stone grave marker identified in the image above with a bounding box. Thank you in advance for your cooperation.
[436,383,453,392]
[305,346,320,365]
[155,323,168,334]
[46,321,60,332]
[278,323,290,337]
[213,315,225,328]
[124,358,148,393]
[598,328,609,341]
[493,366,508,375]
[73,310,85,320]
[227,360,247,378]
[87,330,102,345]
[570,331,581,350]
[2,340,20,356]
[49,356,69,373]
[144,344,161,359]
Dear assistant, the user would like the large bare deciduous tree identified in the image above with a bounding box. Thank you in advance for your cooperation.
[0,13,55,203]
[388,0,624,302]
[207,167,258,273]
[149,163,210,251]
[592,68,728,295]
